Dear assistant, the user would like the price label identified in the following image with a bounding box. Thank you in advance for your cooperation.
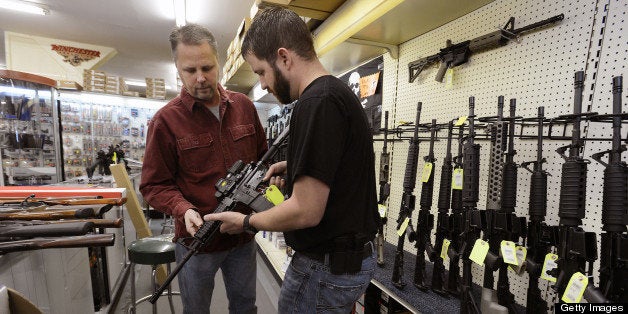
[541,253,558,282]
[501,241,518,265]
[421,163,433,182]
[264,185,285,205]
[452,169,464,190]
[445,68,454,89]
[509,246,527,273]
[470,239,490,265]
[561,272,588,303]
[441,239,451,260]
[454,116,468,127]
[397,218,410,237]
[378,204,387,218]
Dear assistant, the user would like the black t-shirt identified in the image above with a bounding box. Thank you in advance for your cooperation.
[284,75,379,253]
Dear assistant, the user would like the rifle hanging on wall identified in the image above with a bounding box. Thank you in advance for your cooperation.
[494,99,527,313]
[480,97,509,314]
[430,120,455,296]
[376,111,391,267]
[552,71,607,303]
[445,123,466,297]
[521,106,556,313]
[411,119,437,291]
[459,97,483,314]
[391,102,422,289]
[408,14,564,83]
[590,76,628,303]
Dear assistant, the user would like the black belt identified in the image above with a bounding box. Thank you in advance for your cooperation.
[299,241,374,263]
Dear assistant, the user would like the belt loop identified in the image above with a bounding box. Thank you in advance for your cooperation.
[324,253,330,266]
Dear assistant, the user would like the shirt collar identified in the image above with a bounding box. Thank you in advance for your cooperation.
[180,83,231,113]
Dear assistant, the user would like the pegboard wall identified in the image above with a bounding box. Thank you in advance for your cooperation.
[375,0,627,309]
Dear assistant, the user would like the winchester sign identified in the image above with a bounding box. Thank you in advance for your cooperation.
[51,44,101,66]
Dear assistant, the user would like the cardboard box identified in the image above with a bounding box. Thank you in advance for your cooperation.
[56,80,83,91]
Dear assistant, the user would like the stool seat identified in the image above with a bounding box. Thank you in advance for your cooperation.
[128,237,176,265]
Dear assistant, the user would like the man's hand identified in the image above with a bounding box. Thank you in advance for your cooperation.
[264,161,287,189]
[204,212,247,234]
[184,209,204,236]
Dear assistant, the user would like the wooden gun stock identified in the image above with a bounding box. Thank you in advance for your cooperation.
[0,207,96,221]
[0,221,94,240]
[0,218,123,229]
[0,234,115,254]
[0,197,127,207]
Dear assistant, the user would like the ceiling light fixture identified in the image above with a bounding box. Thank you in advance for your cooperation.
[174,0,186,27]
[0,0,49,15]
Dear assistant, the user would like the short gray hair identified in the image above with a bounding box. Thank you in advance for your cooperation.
[169,23,218,58]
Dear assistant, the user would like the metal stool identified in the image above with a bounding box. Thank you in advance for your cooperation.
[127,235,180,314]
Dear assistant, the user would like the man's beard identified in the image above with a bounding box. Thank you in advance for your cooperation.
[272,63,292,104]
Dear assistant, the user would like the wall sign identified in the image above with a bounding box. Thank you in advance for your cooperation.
[51,44,101,66]
[338,56,383,134]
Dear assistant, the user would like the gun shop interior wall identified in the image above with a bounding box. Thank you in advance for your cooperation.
[376,0,626,309]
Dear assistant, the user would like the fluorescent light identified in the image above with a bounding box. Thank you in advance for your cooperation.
[174,0,186,27]
[0,86,51,98]
[0,0,49,15]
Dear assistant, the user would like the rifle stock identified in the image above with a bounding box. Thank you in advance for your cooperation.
[0,221,94,240]
[0,207,96,221]
[1,218,123,229]
[0,234,115,254]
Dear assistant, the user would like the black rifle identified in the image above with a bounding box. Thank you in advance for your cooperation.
[552,71,607,303]
[408,14,564,83]
[149,126,290,304]
[412,119,437,291]
[460,97,483,314]
[521,106,556,313]
[376,111,391,267]
[391,102,422,289]
[494,99,527,313]
[590,76,628,303]
[445,123,465,296]
[430,120,455,296]
[480,97,508,314]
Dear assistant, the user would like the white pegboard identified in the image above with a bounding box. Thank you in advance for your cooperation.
[371,0,626,310]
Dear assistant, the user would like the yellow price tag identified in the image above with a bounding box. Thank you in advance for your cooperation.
[421,162,433,183]
[501,241,518,265]
[378,204,387,218]
[541,253,558,282]
[470,239,490,265]
[445,68,454,89]
[441,239,451,260]
[452,168,464,190]
[397,218,410,237]
[264,185,285,205]
[561,272,588,303]
[112,152,117,163]
[454,116,468,126]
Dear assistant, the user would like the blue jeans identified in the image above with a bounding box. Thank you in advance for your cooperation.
[175,240,257,314]
[278,246,376,313]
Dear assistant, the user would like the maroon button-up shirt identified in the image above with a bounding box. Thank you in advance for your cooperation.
[139,84,268,252]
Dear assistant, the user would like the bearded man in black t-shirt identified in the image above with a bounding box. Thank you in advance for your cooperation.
[205,7,380,313]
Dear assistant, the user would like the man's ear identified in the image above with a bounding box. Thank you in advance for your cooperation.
[276,48,292,69]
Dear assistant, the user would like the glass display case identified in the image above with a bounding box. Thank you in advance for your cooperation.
[0,70,61,186]
[57,91,166,181]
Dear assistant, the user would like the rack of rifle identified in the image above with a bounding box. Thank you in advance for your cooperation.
[377,72,626,312]
[0,195,127,254]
